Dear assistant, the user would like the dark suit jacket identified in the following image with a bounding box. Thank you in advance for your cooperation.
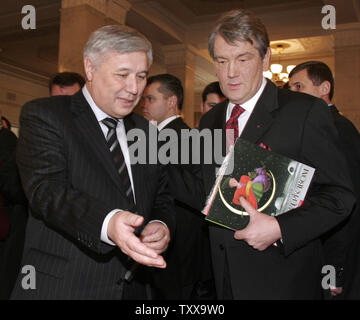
[11,91,175,299]
[153,117,214,299]
[322,105,360,298]
[0,127,17,240]
[0,128,25,208]
[193,80,355,299]
[0,127,28,299]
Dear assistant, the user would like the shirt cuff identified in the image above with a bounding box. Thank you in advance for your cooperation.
[101,213,168,246]
[148,220,167,228]
[101,209,121,246]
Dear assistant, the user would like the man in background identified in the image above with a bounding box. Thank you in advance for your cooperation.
[142,74,215,299]
[49,71,85,96]
[1,116,12,131]
[0,109,27,299]
[201,81,225,114]
[289,61,360,299]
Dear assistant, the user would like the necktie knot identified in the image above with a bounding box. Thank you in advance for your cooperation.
[230,104,245,119]
[102,117,118,130]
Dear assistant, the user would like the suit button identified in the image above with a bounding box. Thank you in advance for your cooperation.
[219,244,224,250]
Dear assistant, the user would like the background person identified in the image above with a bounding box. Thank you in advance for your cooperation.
[289,61,360,299]
[142,73,215,299]
[201,81,226,114]
[0,109,27,300]
[49,71,85,96]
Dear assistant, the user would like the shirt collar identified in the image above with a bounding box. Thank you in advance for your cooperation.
[157,115,180,131]
[227,77,267,117]
[82,85,122,125]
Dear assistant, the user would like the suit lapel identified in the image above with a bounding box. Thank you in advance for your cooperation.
[70,91,127,195]
[163,117,185,130]
[210,100,228,157]
[240,80,279,144]
[123,114,142,212]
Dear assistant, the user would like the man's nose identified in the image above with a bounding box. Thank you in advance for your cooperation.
[126,76,138,95]
[227,61,240,78]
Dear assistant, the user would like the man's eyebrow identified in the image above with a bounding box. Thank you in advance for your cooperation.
[214,52,254,59]
[114,67,130,72]
[236,52,254,58]
[113,68,148,74]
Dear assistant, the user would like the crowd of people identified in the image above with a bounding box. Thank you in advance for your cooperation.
[0,8,359,300]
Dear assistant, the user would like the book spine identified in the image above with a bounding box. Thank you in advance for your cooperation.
[282,164,315,212]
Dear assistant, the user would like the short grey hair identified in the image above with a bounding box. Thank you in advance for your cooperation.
[83,25,153,67]
[208,9,269,60]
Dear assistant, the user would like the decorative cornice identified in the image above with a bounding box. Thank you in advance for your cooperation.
[129,1,186,43]
[62,0,131,23]
[334,23,360,47]
[0,60,49,87]
[62,0,107,12]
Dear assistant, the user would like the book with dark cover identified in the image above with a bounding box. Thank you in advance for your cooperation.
[202,138,315,231]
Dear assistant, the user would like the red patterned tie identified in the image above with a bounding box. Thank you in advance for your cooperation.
[226,104,245,146]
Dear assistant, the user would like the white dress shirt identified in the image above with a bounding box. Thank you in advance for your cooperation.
[226,77,267,137]
[156,115,180,131]
[82,85,135,245]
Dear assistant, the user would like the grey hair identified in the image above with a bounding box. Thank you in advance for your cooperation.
[208,9,269,60]
[83,25,153,67]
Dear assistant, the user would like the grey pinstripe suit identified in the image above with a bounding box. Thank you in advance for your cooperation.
[11,91,175,299]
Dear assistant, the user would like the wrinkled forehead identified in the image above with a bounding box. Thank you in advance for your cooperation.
[214,35,262,58]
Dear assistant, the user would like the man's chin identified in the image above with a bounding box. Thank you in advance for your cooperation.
[112,106,136,119]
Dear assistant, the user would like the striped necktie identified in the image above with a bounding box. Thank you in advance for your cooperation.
[102,118,135,208]
[225,104,245,146]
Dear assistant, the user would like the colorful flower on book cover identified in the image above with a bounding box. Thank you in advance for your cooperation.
[219,167,276,215]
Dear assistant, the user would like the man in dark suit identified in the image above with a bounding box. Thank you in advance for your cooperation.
[142,74,215,299]
[11,25,175,300]
[170,9,355,299]
[289,61,360,299]
[0,117,28,299]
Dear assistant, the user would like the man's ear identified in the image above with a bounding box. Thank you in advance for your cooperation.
[319,80,331,96]
[168,95,178,111]
[262,47,271,71]
[84,57,95,82]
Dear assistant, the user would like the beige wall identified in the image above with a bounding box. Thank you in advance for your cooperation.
[0,70,49,135]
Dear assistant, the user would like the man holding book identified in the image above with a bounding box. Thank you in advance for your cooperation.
[170,9,355,299]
